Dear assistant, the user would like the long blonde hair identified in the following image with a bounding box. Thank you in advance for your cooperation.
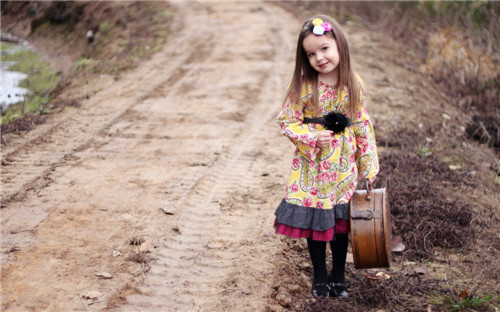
[284,14,360,119]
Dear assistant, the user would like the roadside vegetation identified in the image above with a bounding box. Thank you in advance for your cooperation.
[1,1,173,136]
[330,1,499,151]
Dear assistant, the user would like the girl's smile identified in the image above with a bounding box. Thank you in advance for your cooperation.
[303,33,340,85]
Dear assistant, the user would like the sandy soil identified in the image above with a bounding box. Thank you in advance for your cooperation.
[1,1,498,312]
[1,2,298,311]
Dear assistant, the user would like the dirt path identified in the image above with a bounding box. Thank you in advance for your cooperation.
[1,1,467,311]
[1,2,299,311]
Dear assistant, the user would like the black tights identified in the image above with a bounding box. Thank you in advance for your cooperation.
[307,233,349,284]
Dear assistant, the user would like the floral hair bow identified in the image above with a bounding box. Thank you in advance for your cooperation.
[312,18,332,36]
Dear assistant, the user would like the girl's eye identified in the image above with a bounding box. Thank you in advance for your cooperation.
[307,53,314,58]
[322,47,329,51]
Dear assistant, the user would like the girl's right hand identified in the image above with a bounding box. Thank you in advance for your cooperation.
[316,130,333,148]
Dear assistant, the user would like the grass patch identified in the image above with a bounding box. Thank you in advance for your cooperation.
[3,49,59,95]
[99,21,116,39]
[431,285,499,312]
[416,147,432,157]
[74,58,94,72]
[1,42,15,51]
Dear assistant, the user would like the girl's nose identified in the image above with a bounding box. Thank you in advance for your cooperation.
[316,53,323,62]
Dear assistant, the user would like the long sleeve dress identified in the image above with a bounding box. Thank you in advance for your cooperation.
[274,77,379,241]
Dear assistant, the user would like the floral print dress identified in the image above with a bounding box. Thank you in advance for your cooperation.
[274,77,379,241]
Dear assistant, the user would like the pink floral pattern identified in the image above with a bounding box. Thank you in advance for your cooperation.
[276,76,379,209]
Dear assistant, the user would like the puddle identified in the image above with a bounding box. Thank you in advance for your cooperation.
[1,44,31,111]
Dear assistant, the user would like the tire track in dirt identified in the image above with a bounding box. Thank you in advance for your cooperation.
[117,2,298,311]
[0,5,215,257]
[0,23,214,269]
[0,7,211,210]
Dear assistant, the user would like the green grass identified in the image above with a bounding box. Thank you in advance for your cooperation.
[416,147,433,156]
[432,291,498,311]
[74,58,94,72]
[99,21,116,39]
[1,42,15,51]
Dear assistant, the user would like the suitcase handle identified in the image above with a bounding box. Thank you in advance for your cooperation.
[365,180,373,201]
[351,209,373,220]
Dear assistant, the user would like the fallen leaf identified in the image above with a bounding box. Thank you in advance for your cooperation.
[160,206,174,215]
[82,290,102,299]
[95,272,113,279]
[139,241,151,253]
[458,289,469,299]
[365,274,378,282]
[375,271,391,280]
[413,267,427,275]
[392,235,405,252]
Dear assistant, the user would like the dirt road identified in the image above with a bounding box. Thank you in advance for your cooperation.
[1,2,299,311]
[1,1,461,311]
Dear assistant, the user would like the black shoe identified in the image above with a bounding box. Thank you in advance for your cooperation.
[311,282,330,298]
[328,282,348,298]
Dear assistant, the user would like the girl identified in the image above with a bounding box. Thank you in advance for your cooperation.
[274,14,379,298]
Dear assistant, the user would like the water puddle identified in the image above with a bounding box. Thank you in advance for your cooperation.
[1,43,31,111]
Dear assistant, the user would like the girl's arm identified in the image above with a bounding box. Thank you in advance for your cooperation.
[352,82,379,179]
[276,95,320,161]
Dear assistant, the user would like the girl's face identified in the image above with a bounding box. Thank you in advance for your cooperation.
[302,33,340,84]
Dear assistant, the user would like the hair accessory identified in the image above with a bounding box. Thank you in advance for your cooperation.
[312,18,323,26]
[322,22,332,32]
[311,18,332,36]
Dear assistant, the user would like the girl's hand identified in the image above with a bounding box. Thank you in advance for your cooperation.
[368,177,376,185]
[316,130,333,148]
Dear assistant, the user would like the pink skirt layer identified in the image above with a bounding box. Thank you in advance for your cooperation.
[274,219,350,242]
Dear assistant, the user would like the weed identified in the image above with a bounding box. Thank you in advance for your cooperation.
[99,21,111,34]
[0,42,15,51]
[27,96,50,113]
[416,147,432,156]
[99,21,116,40]
[74,58,94,72]
[1,95,50,125]
[153,10,173,23]
[126,252,152,275]
[431,286,499,311]
[225,273,239,286]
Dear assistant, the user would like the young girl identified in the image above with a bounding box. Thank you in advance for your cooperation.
[274,14,379,298]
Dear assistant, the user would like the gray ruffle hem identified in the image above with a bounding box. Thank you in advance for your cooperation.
[274,199,350,231]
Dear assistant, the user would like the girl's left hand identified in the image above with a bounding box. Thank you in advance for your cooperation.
[316,130,333,148]
[368,177,376,186]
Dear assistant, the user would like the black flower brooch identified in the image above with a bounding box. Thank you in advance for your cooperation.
[303,112,351,133]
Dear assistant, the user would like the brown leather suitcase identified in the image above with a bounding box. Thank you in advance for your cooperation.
[350,183,392,269]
